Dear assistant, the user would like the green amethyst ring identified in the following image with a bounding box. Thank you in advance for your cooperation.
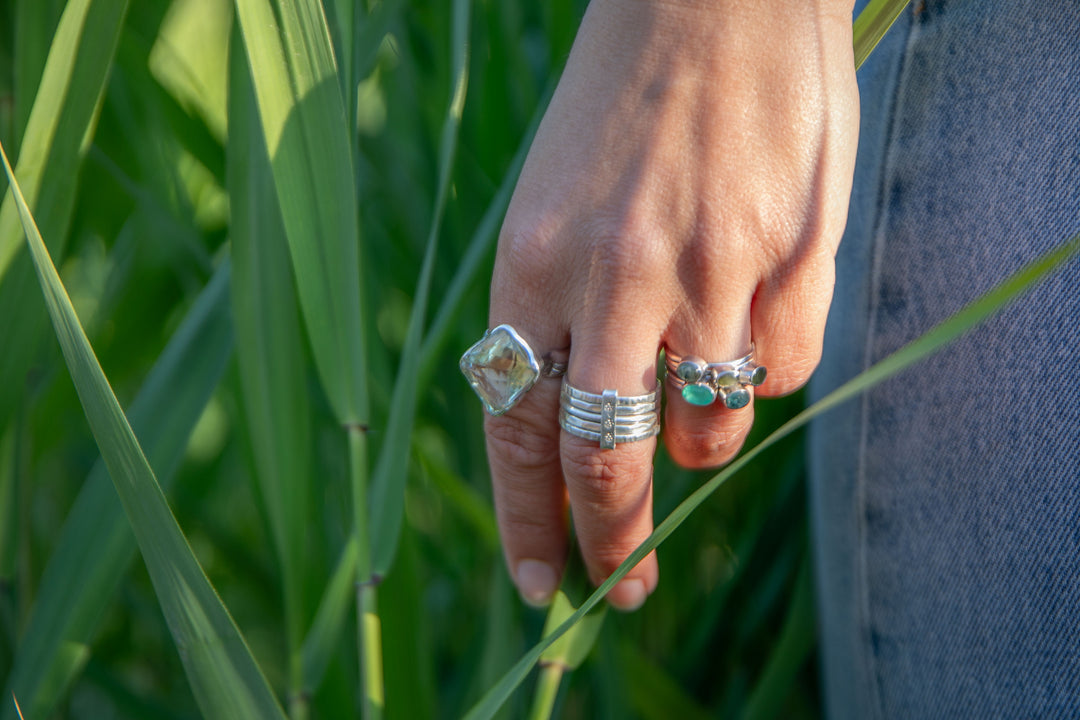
[460,324,566,416]
[664,346,766,410]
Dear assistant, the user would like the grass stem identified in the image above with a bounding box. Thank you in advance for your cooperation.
[527,664,564,720]
[349,423,383,720]
[287,686,308,720]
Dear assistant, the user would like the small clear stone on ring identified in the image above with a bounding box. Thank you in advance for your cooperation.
[715,370,739,389]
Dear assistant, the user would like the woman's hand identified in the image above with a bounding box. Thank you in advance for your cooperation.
[483,0,859,610]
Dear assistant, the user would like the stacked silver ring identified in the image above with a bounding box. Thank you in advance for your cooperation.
[665,346,766,410]
[559,383,660,450]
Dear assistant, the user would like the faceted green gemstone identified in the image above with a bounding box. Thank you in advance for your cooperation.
[681,383,716,406]
[459,325,540,415]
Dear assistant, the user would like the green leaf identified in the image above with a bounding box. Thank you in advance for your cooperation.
[11,0,66,148]
[418,447,500,554]
[529,589,606,720]
[1,263,233,720]
[619,641,712,720]
[538,592,606,673]
[232,0,366,427]
[0,423,15,587]
[0,0,130,433]
[227,21,312,679]
[0,0,129,285]
[853,0,912,70]
[469,563,522,720]
[369,0,471,575]
[740,558,815,720]
[416,81,551,386]
[0,140,285,720]
[380,526,438,720]
[300,536,358,695]
[463,230,1080,720]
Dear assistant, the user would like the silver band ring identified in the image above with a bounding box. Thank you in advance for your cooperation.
[665,345,766,410]
[460,324,567,416]
[559,383,660,450]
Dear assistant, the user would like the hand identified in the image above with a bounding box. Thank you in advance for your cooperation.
[484,0,859,610]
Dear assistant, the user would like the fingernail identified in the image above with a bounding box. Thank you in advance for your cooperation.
[607,578,647,612]
[516,559,558,607]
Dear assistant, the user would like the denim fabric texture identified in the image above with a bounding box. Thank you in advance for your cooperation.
[809,1,1080,717]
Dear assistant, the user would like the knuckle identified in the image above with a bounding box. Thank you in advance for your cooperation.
[498,499,555,536]
[561,438,652,508]
[561,441,620,498]
[575,210,672,279]
[485,414,558,472]
[665,416,752,469]
[586,540,644,578]
[593,231,668,280]
[495,225,562,299]
[760,350,821,396]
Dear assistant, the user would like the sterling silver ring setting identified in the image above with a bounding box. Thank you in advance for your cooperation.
[559,383,660,450]
[459,324,566,416]
[665,345,766,410]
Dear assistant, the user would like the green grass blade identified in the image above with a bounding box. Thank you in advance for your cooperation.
[322,0,356,134]
[853,0,911,69]
[232,0,367,427]
[0,0,129,433]
[416,81,552,386]
[380,528,438,720]
[740,557,815,720]
[1,263,233,720]
[11,0,65,149]
[619,641,712,720]
[468,564,520,720]
[0,142,286,720]
[0,425,14,587]
[0,0,129,285]
[538,592,606,673]
[527,591,607,720]
[369,0,471,575]
[418,447,500,553]
[227,25,312,701]
[300,536,359,695]
[463,231,1080,720]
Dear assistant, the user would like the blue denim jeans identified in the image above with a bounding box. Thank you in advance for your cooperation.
[808,1,1080,717]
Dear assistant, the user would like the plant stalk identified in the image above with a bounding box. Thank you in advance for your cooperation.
[287,647,308,720]
[287,551,307,720]
[349,423,383,720]
[527,663,564,720]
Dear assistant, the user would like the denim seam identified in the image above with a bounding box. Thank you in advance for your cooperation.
[854,6,919,719]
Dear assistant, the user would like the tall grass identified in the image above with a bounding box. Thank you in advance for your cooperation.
[1,1,1075,719]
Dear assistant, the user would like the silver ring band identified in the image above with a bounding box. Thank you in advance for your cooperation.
[561,383,658,407]
[559,403,658,429]
[559,410,661,445]
[664,344,766,410]
[559,383,660,450]
[541,359,568,378]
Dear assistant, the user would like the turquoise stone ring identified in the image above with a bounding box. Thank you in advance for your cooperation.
[664,346,766,410]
